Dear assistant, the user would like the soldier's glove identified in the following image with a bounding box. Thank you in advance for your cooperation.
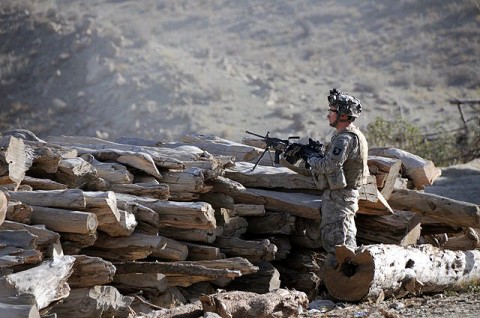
[284,142,321,165]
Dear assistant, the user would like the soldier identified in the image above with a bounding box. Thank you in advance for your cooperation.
[296,89,369,263]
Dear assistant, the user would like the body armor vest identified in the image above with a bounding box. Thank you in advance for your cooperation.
[340,126,369,188]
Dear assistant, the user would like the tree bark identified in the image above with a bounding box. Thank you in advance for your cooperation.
[21,176,68,190]
[113,257,256,287]
[67,255,116,288]
[324,244,480,302]
[110,182,170,200]
[230,188,321,220]
[83,232,166,261]
[46,135,187,169]
[0,136,31,190]
[116,193,217,231]
[389,188,480,228]
[182,133,262,163]
[6,200,33,224]
[199,288,308,318]
[369,147,441,190]
[49,286,133,318]
[54,157,98,188]
[225,161,318,190]
[8,189,86,210]
[30,206,97,234]
[368,156,402,200]
[183,242,225,261]
[5,255,75,309]
[212,237,277,261]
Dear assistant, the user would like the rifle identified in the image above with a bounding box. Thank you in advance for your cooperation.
[245,130,300,171]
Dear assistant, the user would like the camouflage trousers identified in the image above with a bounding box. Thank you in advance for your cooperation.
[320,188,359,255]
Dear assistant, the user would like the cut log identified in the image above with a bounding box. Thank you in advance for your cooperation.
[225,161,317,190]
[291,217,323,249]
[6,200,32,224]
[183,158,224,180]
[0,290,40,318]
[68,255,116,288]
[356,210,419,245]
[21,176,68,190]
[60,232,98,250]
[0,230,43,267]
[30,206,97,234]
[113,272,168,295]
[80,154,134,184]
[442,227,480,251]
[234,203,265,216]
[389,189,480,228]
[5,255,75,309]
[182,133,261,162]
[369,147,441,189]
[117,201,159,235]
[277,267,321,301]
[0,191,6,225]
[0,136,31,190]
[358,190,394,216]
[246,212,296,235]
[141,301,202,318]
[49,285,133,318]
[324,244,480,301]
[199,192,235,210]
[161,167,212,194]
[210,175,247,194]
[113,257,257,287]
[46,135,187,169]
[54,157,98,188]
[149,236,188,261]
[199,288,308,318]
[99,209,136,237]
[82,232,166,261]
[212,237,277,261]
[1,220,61,258]
[226,261,281,294]
[218,212,248,238]
[83,191,124,236]
[110,182,170,200]
[230,188,321,220]
[183,242,225,261]
[266,236,291,261]
[368,156,402,200]
[8,189,86,210]
[115,193,217,231]
[277,249,324,300]
[158,226,216,243]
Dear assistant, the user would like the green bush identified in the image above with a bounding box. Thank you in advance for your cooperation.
[365,116,480,167]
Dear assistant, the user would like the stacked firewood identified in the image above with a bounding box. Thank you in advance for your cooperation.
[1,130,479,317]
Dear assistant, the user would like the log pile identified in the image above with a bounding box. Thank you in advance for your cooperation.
[1,130,479,317]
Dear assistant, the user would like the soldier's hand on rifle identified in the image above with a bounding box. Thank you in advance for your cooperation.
[284,142,320,164]
[299,146,319,162]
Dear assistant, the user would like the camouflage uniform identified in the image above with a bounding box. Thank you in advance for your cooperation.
[307,125,369,254]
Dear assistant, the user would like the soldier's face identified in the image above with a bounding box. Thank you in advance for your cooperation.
[327,108,337,126]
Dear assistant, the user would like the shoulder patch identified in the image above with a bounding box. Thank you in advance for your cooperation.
[333,147,342,155]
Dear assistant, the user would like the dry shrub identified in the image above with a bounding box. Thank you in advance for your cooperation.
[366,116,480,166]
[446,66,480,88]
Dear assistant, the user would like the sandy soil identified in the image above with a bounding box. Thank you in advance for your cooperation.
[0,0,478,144]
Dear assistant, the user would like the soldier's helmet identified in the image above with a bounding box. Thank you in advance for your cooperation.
[327,88,362,119]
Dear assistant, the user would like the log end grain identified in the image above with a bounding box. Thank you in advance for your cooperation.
[324,245,375,302]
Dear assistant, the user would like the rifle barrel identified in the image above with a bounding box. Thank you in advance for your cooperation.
[245,130,267,139]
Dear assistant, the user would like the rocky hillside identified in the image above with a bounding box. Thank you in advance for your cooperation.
[0,0,479,142]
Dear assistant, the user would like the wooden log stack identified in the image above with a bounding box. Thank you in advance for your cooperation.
[0,129,479,317]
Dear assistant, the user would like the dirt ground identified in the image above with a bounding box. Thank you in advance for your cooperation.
[0,0,479,144]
